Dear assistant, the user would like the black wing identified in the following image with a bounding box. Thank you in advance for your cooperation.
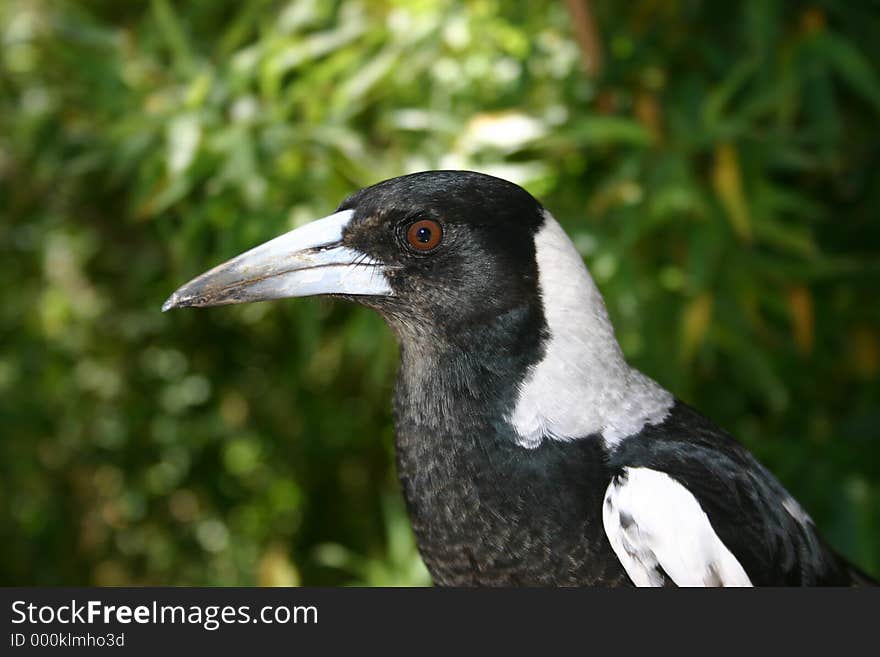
[609,401,875,586]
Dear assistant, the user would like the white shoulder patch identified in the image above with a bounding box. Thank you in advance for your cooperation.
[602,467,752,587]
[507,211,673,449]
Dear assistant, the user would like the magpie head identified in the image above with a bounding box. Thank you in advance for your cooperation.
[163,170,670,444]
[163,171,547,347]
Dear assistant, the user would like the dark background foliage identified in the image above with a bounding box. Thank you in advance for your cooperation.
[1,0,878,585]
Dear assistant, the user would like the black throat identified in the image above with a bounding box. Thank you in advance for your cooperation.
[393,300,543,438]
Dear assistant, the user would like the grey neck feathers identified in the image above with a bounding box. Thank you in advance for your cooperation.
[507,211,673,449]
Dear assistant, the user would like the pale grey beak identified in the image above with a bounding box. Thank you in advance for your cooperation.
[161,209,391,312]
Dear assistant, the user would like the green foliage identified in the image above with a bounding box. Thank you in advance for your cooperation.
[1,0,878,585]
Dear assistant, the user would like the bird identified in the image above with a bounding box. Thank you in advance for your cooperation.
[163,170,876,587]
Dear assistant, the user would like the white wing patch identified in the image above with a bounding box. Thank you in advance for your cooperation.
[602,467,752,587]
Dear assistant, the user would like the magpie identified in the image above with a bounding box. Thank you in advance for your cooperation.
[163,170,876,586]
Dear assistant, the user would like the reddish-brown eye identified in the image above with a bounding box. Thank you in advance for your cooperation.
[406,219,443,252]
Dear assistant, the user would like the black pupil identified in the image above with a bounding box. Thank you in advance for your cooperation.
[415,226,432,243]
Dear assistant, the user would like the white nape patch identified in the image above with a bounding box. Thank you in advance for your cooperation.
[782,496,813,527]
[603,467,753,587]
[508,211,673,449]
